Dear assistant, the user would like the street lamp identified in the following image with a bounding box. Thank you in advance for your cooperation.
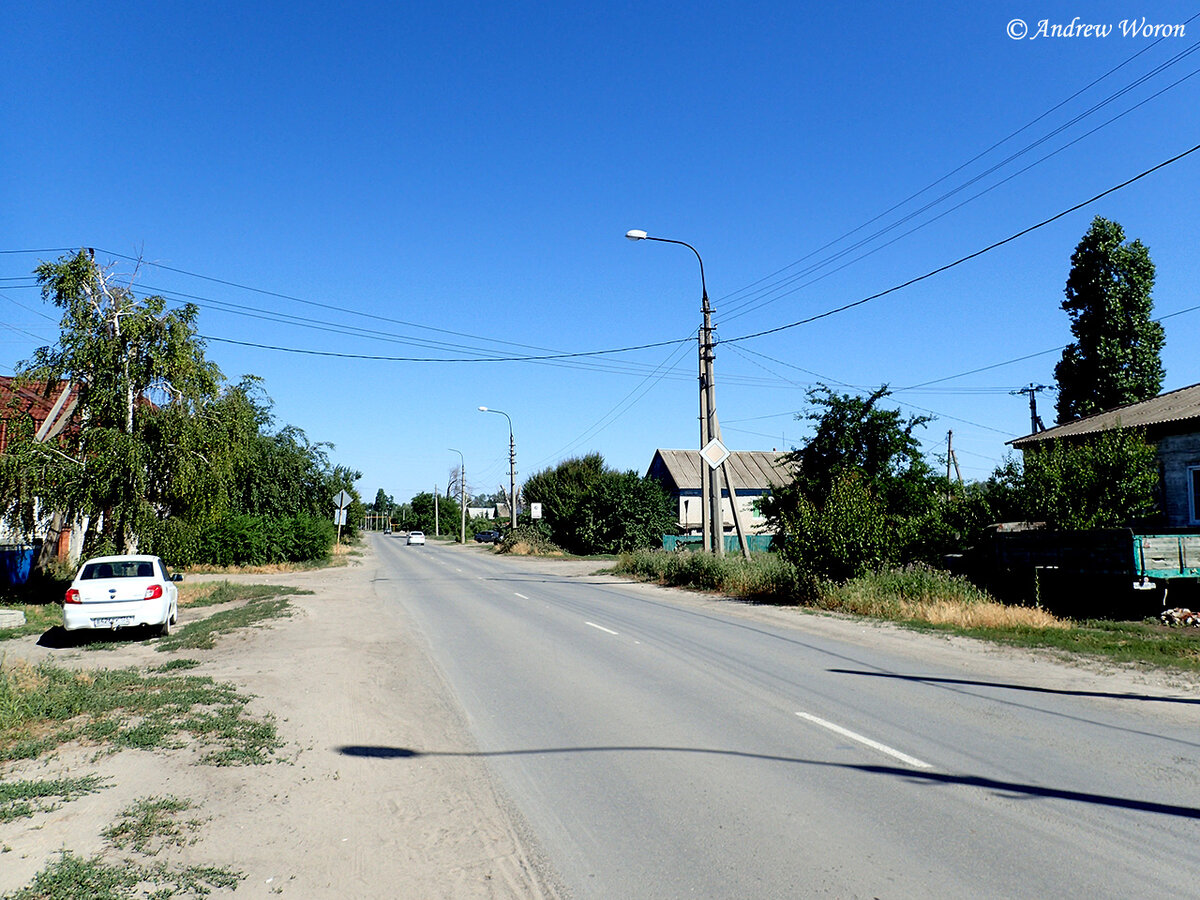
[449,448,467,545]
[626,229,750,558]
[478,406,518,530]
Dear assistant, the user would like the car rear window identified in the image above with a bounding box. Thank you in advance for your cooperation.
[80,561,155,580]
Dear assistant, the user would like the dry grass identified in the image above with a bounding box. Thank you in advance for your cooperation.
[892,597,1067,629]
[504,541,565,557]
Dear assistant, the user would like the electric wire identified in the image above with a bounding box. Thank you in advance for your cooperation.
[717,21,1200,318]
[720,55,1200,323]
[720,141,1200,347]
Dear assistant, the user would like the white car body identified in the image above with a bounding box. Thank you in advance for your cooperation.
[407,531,426,546]
[63,554,180,635]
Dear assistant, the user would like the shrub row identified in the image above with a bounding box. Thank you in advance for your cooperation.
[140,515,335,567]
[616,549,807,604]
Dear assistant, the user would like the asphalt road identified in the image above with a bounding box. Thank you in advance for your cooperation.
[371,536,1200,899]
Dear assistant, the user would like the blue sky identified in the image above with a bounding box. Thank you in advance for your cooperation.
[4,2,1199,506]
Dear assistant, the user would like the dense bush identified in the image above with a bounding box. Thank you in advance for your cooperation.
[496,524,564,556]
[141,515,334,567]
[522,454,675,555]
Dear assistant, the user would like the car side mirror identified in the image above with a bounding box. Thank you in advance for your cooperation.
[172,573,184,582]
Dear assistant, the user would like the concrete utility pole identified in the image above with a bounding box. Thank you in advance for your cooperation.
[626,230,750,558]
[479,407,518,530]
[450,448,466,544]
[434,485,439,536]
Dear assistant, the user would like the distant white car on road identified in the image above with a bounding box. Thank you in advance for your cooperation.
[63,554,181,636]
[407,531,426,546]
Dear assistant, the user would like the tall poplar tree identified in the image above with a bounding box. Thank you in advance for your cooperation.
[1053,217,1164,424]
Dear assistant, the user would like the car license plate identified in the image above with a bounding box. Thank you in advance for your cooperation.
[93,616,134,628]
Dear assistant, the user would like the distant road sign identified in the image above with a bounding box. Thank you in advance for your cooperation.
[334,490,352,510]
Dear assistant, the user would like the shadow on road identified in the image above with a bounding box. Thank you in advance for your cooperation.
[828,667,1200,705]
[37,625,158,649]
[336,742,1200,820]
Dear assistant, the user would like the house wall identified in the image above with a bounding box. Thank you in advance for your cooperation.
[1156,432,1200,525]
[676,491,771,534]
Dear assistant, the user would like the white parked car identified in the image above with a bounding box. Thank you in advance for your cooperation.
[63,554,181,636]
[407,530,426,546]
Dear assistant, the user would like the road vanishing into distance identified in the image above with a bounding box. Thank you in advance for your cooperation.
[368,536,1200,899]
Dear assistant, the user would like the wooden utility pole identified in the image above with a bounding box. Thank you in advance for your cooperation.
[1013,384,1050,433]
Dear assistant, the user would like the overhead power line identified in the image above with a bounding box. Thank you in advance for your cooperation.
[717,21,1200,319]
[721,141,1200,347]
[4,142,1197,369]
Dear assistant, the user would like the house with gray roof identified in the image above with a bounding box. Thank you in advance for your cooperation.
[646,449,792,535]
[1010,382,1200,526]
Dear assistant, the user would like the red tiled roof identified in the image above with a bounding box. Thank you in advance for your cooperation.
[0,377,80,453]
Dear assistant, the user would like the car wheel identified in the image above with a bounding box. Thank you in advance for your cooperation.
[157,618,170,637]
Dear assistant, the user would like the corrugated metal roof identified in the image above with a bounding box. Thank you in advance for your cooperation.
[1010,382,1200,447]
[648,449,792,491]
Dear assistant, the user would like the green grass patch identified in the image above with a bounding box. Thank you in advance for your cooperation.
[1,849,242,900]
[0,602,63,642]
[151,659,201,673]
[0,775,106,824]
[158,595,295,653]
[0,661,281,765]
[103,796,201,855]
[177,581,306,609]
[909,617,1200,671]
[614,549,802,603]
[613,550,1200,673]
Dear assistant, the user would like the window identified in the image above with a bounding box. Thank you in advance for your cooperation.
[1189,466,1200,524]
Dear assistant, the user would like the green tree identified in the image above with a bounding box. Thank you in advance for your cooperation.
[999,431,1160,529]
[1054,217,1164,424]
[407,492,459,536]
[762,386,941,578]
[19,251,222,552]
[522,454,674,554]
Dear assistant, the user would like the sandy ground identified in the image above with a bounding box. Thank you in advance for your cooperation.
[0,542,563,899]
[2,541,1197,898]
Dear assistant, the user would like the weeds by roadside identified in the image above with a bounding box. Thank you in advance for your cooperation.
[0,776,106,824]
[613,550,1200,672]
[0,660,281,765]
[3,842,242,899]
[158,590,299,653]
[103,796,202,855]
[177,581,305,609]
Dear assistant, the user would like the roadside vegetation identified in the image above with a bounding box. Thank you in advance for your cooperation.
[0,250,364,575]
[158,588,300,653]
[5,795,241,900]
[0,775,105,824]
[613,551,1200,672]
[0,577,299,898]
[0,659,282,765]
[2,850,242,900]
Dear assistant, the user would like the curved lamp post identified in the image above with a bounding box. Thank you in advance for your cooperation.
[449,448,467,545]
[626,229,749,558]
[478,406,517,530]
